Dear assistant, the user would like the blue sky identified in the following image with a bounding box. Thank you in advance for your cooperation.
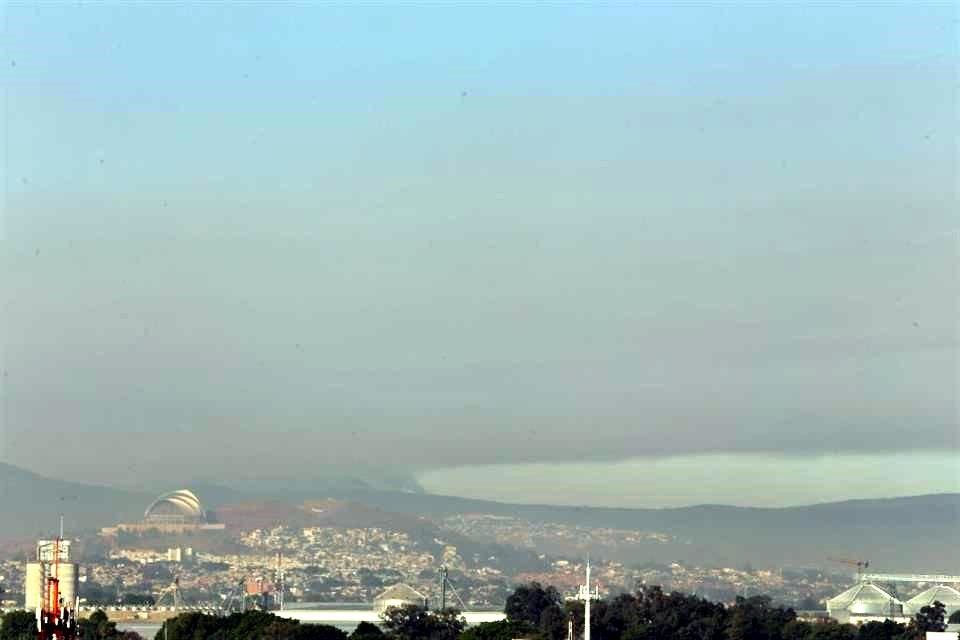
[2,2,957,500]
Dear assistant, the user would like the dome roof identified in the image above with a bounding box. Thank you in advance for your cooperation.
[144,489,205,520]
[827,583,904,611]
[907,585,960,608]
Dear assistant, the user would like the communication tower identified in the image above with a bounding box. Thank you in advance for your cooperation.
[576,559,599,640]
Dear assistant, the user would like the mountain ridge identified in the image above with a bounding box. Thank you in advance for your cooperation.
[1,462,956,571]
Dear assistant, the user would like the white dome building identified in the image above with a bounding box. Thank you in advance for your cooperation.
[144,490,206,524]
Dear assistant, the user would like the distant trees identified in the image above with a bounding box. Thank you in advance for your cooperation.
[484,582,889,640]
[459,619,536,640]
[350,621,386,640]
[380,605,465,640]
[854,619,906,640]
[504,582,562,628]
[155,610,346,640]
[0,609,35,640]
[120,593,156,606]
[948,609,960,624]
[727,595,797,640]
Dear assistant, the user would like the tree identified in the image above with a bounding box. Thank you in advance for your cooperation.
[154,610,339,640]
[913,601,947,634]
[948,610,960,625]
[856,619,906,640]
[536,600,569,640]
[728,595,796,640]
[781,620,813,640]
[808,622,856,640]
[295,624,349,640]
[350,621,386,640]
[459,619,535,640]
[0,610,36,640]
[81,609,120,639]
[380,605,464,640]
[505,582,562,627]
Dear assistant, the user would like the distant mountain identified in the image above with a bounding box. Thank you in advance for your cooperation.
[0,462,151,541]
[321,488,960,573]
[1,462,956,573]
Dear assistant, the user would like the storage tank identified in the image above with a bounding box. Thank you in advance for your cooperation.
[57,564,79,610]
[25,562,45,609]
[25,562,79,611]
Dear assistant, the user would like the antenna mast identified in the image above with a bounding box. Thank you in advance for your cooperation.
[577,558,598,640]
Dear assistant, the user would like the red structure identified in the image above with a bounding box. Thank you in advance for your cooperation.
[35,538,79,640]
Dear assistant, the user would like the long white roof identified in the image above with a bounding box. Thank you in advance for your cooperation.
[907,585,960,608]
[827,583,904,610]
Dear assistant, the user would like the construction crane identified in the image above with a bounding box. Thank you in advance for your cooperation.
[828,558,870,579]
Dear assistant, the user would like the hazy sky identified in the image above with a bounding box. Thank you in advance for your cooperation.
[2,2,957,496]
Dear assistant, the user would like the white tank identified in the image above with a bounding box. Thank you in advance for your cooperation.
[24,562,79,611]
[57,564,79,611]
[25,562,45,609]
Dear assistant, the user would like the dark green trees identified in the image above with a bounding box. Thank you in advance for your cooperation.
[350,621,386,640]
[854,619,906,640]
[0,610,36,640]
[505,583,563,629]
[912,601,947,634]
[154,610,346,640]
[380,605,465,640]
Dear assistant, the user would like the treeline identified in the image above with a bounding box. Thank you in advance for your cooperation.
[3,582,953,640]
[145,583,953,640]
[484,583,953,640]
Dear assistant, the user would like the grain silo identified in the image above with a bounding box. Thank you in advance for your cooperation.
[57,563,79,610]
[25,561,79,611]
[25,562,46,609]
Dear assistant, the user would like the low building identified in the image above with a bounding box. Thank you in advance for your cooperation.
[373,584,428,615]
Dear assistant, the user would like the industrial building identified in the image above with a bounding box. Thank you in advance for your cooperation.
[25,539,79,613]
[906,585,960,619]
[373,584,428,615]
[826,582,908,624]
[827,573,960,625]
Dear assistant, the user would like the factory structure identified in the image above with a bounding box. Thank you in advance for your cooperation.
[25,536,81,639]
[826,573,960,625]
[25,539,79,614]
[100,489,224,535]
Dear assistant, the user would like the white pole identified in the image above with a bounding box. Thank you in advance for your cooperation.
[584,560,591,640]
